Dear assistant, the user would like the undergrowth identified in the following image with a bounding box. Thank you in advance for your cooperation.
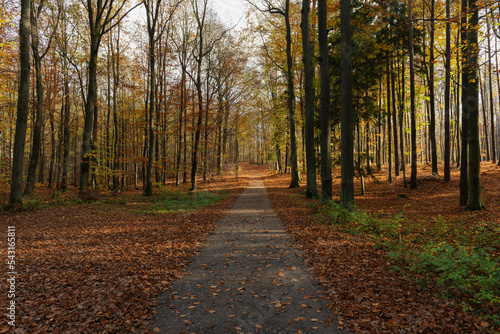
[137,190,227,215]
[319,201,500,328]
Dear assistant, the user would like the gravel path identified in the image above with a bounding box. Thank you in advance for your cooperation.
[149,177,344,333]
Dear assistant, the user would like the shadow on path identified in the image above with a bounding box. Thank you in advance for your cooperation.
[149,176,344,333]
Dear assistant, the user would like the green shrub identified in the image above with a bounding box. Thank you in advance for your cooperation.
[411,242,500,309]
[322,201,402,246]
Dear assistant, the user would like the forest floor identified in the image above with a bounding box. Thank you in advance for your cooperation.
[0,170,248,333]
[0,162,498,333]
[264,161,500,333]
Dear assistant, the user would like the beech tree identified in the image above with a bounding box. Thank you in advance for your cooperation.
[143,0,181,196]
[466,0,483,210]
[25,0,60,196]
[301,0,317,198]
[9,0,30,206]
[318,0,331,200]
[80,0,139,191]
[340,0,353,207]
[409,0,417,189]
[249,0,301,189]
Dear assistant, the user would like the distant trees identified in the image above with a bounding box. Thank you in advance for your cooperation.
[5,0,250,204]
[3,0,498,210]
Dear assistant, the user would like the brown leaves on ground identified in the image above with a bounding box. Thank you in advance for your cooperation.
[263,162,500,333]
[0,174,247,333]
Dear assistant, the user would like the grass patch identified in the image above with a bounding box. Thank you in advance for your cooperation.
[137,190,227,215]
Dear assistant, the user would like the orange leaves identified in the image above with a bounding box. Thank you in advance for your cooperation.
[263,169,490,333]
[0,184,244,333]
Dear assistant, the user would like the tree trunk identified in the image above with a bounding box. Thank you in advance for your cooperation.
[386,56,392,183]
[284,0,300,188]
[459,0,469,205]
[486,12,496,163]
[428,0,438,176]
[145,31,156,196]
[301,0,317,198]
[80,35,98,190]
[318,0,332,200]
[444,0,451,181]
[479,69,490,161]
[466,0,483,210]
[25,5,43,196]
[61,36,71,191]
[340,0,354,207]
[391,59,399,177]
[409,0,417,189]
[9,0,30,206]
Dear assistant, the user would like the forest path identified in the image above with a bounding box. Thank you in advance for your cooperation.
[149,174,344,333]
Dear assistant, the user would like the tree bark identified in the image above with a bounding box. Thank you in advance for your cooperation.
[466,0,483,210]
[284,0,300,188]
[486,11,496,163]
[340,0,354,207]
[459,0,469,205]
[9,0,31,206]
[25,2,44,196]
[386,56,392,183]
[301,0,317,198]
[444,0,451,181]
[428,0,438,176]
[318,0,332,200]
[409,0,418,189]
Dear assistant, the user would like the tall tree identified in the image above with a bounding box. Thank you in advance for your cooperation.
[409,0,417,189]
[189,0,229,190]
[80,0,139,191]
[59,3,71,191]
[25,0,59,195]
[340,0,354,207]
[283,0,300,188]
[143,0,162,196]
[466,0,483,210]
[459,0,468,205]
[428,0,438,176]
[249,0,300,188]
[443,0,451,181]
[318,0,332,200]
[486,7,495,164]
[386,56,392,183]
[9,0,31,205]
[301,0,317,198]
